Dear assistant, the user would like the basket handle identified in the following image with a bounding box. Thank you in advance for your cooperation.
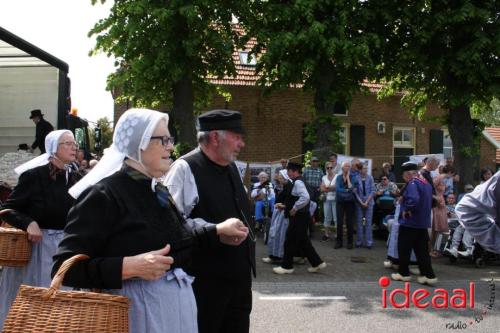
[42,254,90,300]
[0,209,14,227]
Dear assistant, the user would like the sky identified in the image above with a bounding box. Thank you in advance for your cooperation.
[0,0,116,124]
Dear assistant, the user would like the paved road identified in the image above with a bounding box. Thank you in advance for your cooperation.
[250,232,500,333]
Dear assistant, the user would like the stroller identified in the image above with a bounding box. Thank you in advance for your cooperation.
[443,219,500,267]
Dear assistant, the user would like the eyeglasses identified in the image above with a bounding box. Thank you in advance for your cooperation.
[382,178,388,181]
[326,167,333,170]
[59,141,79,149]
[150,135,175,147]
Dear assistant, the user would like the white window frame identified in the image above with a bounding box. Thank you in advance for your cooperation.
[393,127,415,149]
[338,124,349,154]
[442,128,453,159]
[238,52,256,66]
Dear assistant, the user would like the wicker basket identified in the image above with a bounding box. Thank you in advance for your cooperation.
[0,209,32,267]
[2,254,130,333]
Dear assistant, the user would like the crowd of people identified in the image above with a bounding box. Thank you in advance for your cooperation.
[0,107,498,332]
[259,152,497,284]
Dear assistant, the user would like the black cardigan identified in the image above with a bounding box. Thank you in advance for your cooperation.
[1,164,77,230]
[52,168,218,289]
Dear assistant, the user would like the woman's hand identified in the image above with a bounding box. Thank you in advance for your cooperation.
[217,218,249,246]
[122,245,174,281]
[275,203,285,210]
[27,221,43,243]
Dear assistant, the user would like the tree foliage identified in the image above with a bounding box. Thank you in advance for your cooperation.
[370,0,499,110]
[237,0,381,158]
[368,0,500,186]
[89,0,245,145]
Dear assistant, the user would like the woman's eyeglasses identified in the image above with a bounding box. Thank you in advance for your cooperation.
[150,135,175,147]
[59,141,79,149]
[326,167,333,170]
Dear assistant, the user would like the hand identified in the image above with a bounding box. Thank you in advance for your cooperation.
[289,208,297,217]
[402,211,412,219]
[217,218,249,246]
[27,221,43,243]
[275,203,285,210]
[362,202,368,209]
[122,245,173,281]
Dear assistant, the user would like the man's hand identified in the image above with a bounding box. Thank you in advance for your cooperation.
[289,208,297,217]
[402,211,412,219]
[217,218,249,246]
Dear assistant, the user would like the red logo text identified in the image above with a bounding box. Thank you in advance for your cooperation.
[379,276,475,309]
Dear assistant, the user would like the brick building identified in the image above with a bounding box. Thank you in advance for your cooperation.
[114,35,499,181]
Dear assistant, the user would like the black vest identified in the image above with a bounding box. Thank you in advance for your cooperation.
[182,148,255,280]
[284,176,310,217]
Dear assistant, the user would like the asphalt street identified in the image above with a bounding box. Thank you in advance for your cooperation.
[250,231,500,333]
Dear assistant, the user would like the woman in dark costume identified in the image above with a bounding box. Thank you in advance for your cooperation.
[0,130,82,329]
[53,109,248,333]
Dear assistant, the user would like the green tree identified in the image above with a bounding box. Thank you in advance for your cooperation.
[369,1,500,188]
[89,0,245,147]
[473,98,500,126]
[237,0,380,159]
[89,117,113,155]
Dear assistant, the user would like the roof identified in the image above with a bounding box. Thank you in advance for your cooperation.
[484,127,500,162]
[207,24,383,92]
[0,26,69,72]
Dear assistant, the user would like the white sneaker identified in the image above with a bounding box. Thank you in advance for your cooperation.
[458,249,473,257]
[444,247,458,258]
[262,257,272,263]
[273,266,294,274]
[409,267,421,275]
[383,260,393,268]
[308,262,327,273]
[417,276,438,286]
[391,273,411,282]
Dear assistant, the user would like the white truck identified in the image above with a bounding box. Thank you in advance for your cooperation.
[0,26,90,157]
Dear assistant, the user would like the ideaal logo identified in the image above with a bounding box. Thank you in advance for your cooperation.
[378,276,496,330]
[378,276,474,309]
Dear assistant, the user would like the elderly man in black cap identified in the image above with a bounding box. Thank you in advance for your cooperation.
[392,162,437,286]
[164,109,254,333]
[29,109,54,154]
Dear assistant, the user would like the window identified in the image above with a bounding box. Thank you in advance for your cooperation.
[337,125,349,154]
[238,52,256,66]
[443,128,453,159]
[332,101,348,116]
[393,127,415,148]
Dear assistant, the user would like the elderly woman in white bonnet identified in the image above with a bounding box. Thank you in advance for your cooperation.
[0,130,82,329]
[262,169,291,263]
[52,108,249,333]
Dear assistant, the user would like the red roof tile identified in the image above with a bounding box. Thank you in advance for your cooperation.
[207,24,383,92]
[485,127,500,163]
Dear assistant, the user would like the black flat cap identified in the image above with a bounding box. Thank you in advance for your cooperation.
[401,161,418,172]
[197,109,244,134]
[29,109,43,119]
[286,162,303,172]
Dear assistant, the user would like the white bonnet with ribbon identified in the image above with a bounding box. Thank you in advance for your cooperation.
[69,108,168,198]
[14,129,73,176]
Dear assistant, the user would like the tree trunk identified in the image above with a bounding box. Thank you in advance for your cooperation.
[312,62,336,161]
[172,77,196,148]
[447,105,477,192]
